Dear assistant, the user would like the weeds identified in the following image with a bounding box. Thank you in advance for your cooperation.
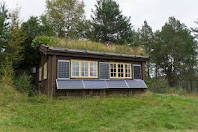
[32,36,147,55]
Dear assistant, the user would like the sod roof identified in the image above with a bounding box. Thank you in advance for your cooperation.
[33,36,148,56]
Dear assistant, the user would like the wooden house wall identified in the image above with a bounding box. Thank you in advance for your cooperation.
[56,55,145,80]
[38,54,147,97]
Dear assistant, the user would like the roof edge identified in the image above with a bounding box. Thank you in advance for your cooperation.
[39,44,149,60]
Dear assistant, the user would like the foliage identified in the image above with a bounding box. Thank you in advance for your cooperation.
[5,27,26,67]
[147,78,169,93]
[135,21,154,78]
[147,78,185,94]
[191,19,198,38]
[0,6,26,70]
[150,17,197,88]
[20,16,54,73]
[32,36,59,47]
[0,60,14,85]
[135,21,154,52]
[40,15,55,36]
[14,72,34,96]
[32,36,147,55]
[46,0,85,38]
[0,2,10,63]
[0,2,10,50]
[21,16,54,43]
[91,0,134,44]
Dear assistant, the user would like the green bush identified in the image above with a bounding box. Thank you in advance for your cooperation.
[0,60,14,85]
[147,78,186,95]
[32,36,59,47]
[14,73,34,96]
[147,78,170,93]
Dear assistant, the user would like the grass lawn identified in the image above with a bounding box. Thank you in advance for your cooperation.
[0,85,198,132]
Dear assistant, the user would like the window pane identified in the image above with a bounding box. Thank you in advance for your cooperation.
[125,64,131,78]
[72,61,79,76]
[90,62,97,77]
[81,62,85,76]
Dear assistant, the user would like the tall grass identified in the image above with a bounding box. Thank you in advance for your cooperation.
[0,91,198,131]
[32,36,147,55]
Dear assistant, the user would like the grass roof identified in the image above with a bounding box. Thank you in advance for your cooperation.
[32,36,147,56]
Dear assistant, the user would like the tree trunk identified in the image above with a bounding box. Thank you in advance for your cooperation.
[166,70,176,87]
[147,62,151,79]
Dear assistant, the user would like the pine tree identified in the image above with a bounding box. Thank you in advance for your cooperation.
[91,0,134,44]
[0,2,10,53]
[153,17,197,87]
[137,21,154,78]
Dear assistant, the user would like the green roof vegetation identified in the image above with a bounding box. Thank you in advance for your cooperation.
[32,36,147,56]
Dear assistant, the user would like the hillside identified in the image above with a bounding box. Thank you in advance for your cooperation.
[0,85,198,131]
[32,36,147,56]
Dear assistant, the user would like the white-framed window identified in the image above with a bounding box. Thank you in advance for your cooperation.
[71,60,98,78]
[110,62,132,79]
[133,64,142,79]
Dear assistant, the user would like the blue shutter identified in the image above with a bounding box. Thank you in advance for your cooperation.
[133,65,142,79]
[57,60,70,79]
[99,62,109,80]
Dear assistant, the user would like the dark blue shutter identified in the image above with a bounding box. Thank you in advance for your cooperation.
[133,65,142,79]
[57,60,70,79]
[99,62,109,79]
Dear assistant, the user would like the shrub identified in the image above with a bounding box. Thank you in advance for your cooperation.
[147,78,186,95]
[0,84,25,106]
[0,60,14,85]
[14,72,34,96]
[32,36,60,47]
[147,78,170,93]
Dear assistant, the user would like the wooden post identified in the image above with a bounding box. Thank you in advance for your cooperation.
[142,62,146,80]
[47,56,52,96]
[40,54,44,93]
[48,55,56,97]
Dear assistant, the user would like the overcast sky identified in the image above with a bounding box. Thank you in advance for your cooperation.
[3,0,198,31]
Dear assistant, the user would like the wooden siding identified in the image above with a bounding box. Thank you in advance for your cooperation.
[55,89,146,96]
[37,45,149,97]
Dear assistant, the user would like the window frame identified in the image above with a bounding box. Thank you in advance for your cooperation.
[57,60,70,80]
[71,60,98,79]
[39,66,42,81]
[109,62,132,79]
[43,62,48,80]
[133,64,142,80]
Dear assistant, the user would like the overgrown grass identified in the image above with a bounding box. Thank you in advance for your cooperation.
[32,36,147,55]
[0,85,198,131]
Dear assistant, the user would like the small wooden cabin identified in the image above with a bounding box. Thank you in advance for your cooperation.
[37,44,149,96]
